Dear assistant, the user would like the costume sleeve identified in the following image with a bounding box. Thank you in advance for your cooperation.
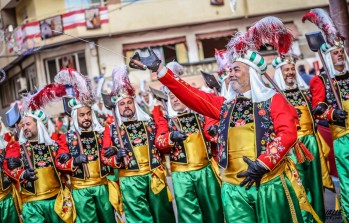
[310,75,326,109]
[153,105,173,152]
[257,93,298,170]
[3,141,25,183]
[158,68,225,119]
[203,116,219,143]
[309,75,336,121]
[55,134,74,171]
[101,124,119,168]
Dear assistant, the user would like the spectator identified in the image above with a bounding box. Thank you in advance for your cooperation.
[298,64,314,85]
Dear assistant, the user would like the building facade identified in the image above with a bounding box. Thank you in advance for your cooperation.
[0,0,338,116]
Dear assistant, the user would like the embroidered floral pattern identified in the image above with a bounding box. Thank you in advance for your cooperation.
[144,121,162,167]
[111,120,161,169]
[322,73,349,108]
[265,136,285,164]
[29,143,54,168]
[169,113,211,163]
[124,121,148,147]
[284,88,309,107]
[255,100,274,154]
[230,97,253,127]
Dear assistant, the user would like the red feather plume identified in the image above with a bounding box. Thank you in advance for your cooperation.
[227,16,294,57]
[22,83,67,111]
[302,8,344,46]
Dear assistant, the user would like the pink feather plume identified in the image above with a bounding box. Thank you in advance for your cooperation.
[54,68,96,104]
[111,65,135,96]
[227,16,294,57]
[302,8,344,46]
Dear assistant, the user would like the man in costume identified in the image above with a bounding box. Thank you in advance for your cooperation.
[0,117,20,223]
[303,8,349,221]
[54,69,116,223]
[101,65,175,223]
[130,17,322,223]
[273,55,335,222]
[4,108,65,223]
[138,80,155,115]
[153,63,224,223]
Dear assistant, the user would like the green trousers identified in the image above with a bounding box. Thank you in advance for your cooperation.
[172,164,224,223]
[334,134,349,222]
[120,173,175,223]
[72,184,116,223]
[222,175,304,223]
[291,134,325,222]
[22,197,63,223]
[0,193,19,223]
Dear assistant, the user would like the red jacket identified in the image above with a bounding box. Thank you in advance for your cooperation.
[157,68,298,170]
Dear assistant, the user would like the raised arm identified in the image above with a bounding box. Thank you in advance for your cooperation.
[257,93,298,170]
[157,67,225,120]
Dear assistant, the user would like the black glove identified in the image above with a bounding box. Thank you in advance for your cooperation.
[116,148,127,163]
[295,108,302,118]
[237,156,269,190]
[58,153,71,164]
[0,155,3,167]
[170,131,188,143]
[73,154,88,166]
[22,168,38,181]
[207,125,218,137]
[104,147,117,158]
[313,103,328,116]
[333,109,348,121]
[6,157,22,170]
[129,47,162,72]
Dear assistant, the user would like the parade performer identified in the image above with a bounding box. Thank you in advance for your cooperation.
[303,8,349,221]
[273,54,335,222]
[153,64,224,223]
[138,80,156,115]
[4,83,75,223]
[130,16,322,223]
[101,65,175,223]
[0,117,20,223]
[53,69,116,223]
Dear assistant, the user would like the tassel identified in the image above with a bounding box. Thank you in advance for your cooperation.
[335,195,340,211]
[294,140,314,163]
[294,141,305,163]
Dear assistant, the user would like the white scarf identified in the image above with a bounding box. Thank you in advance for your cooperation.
[115,97,151,127]
[19,114,54,146]
[273,67,309,91]
[71,104,105,135]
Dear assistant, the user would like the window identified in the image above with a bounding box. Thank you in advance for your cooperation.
[196,29,237,60]
[44,52,88,83]
[65,0,105,10]
[25,64,37,91]
[0,80,14,108]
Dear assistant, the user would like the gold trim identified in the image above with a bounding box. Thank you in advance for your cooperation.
[0,186,11,201]
[280,173,298,223]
